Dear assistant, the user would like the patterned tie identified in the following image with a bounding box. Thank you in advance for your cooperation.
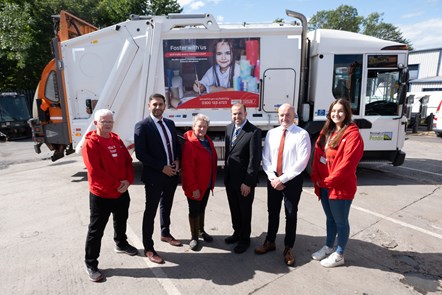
[231,127,240,146]
[158,120,173,165]
[276,128,287,176]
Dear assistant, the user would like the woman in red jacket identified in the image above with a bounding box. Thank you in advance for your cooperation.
[310,99,364,267]
[181,114,218,250]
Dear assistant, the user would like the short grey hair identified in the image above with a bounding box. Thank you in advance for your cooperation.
[192,113,210,127]
[94,109,113,121]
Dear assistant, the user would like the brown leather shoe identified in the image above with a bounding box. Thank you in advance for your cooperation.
[283,247,295,266]
[161,235,182,247]
[145,250,164,264]
[255,240,276,254]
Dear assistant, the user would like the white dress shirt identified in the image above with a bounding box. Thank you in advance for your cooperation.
[262,123,311,183]
[151,114,174,165]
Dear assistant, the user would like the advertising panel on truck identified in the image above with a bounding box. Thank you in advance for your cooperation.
[163,38,260,109]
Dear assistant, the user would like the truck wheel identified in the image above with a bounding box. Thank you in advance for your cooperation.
[436,132,442,138]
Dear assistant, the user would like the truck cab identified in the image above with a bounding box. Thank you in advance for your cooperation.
[0,92,32,140]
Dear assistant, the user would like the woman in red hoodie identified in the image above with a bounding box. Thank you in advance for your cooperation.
[310,99,364,268]
[181,114,217,250]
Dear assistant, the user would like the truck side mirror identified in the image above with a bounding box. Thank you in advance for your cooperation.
[400,67,409,84]
[398,67,409,105]
[398,85,407,105]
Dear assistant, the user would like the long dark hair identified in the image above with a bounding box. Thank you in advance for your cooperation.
[211,39,235,87]
[317,99,353,149]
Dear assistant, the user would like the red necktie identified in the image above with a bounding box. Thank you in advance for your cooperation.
[158,120,173,165]
[276,129,287,176]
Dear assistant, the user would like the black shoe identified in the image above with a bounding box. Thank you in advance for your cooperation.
[234,242,250,254]
[115,243,138,256]
[200,231,213,242]
[224,235,239,244]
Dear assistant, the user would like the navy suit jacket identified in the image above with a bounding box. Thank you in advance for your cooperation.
[224,120,262,187]
[134,116,181,184]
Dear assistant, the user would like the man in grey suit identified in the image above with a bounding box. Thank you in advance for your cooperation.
[224,103,262,253]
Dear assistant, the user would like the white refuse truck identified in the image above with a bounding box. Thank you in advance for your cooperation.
[29,9,410,167]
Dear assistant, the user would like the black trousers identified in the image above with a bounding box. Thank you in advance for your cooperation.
[265,174,303,248]
[226,183,255,244]
[85,191,130,269]
[142,175,178,251]
[187,188,210,218]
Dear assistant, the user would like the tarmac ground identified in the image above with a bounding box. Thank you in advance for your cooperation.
[1,132,441,295]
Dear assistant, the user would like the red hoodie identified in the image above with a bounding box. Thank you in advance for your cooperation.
[311,123,364,200]
[82,130,134,199]
[181,130,217,200]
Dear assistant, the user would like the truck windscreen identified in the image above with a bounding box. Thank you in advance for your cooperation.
[0,95,31,122]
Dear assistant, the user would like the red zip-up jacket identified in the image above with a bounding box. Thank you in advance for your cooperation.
[82,130,134,199]
[311,123,364,200]
[181,130,217,200]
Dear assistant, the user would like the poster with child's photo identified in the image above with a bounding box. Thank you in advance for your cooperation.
[163,38,260,109]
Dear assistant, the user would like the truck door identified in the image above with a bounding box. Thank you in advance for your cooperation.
[332,54,408,165]
[362,55,408,158]
[262,68,296,112]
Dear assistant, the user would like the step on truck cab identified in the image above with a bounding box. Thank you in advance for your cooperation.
[30,9,409,167]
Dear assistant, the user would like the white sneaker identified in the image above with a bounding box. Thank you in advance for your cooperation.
[311,245,334,261]
[320,252,345,268]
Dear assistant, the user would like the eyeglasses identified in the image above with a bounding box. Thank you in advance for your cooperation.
[99,121,114,124]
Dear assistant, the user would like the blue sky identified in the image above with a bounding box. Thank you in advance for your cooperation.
[178,0,442,50]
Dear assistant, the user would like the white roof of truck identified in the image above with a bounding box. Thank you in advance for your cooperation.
[308,29,405,55]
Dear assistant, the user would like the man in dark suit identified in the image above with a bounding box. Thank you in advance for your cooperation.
[224,103,262,253]
[134,93,182,264]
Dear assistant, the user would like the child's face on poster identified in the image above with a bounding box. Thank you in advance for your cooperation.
[215,42,232,71]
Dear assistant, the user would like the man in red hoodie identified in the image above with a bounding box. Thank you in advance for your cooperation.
[82,109,137,282]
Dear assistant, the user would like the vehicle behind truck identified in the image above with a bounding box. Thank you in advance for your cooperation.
[0,92,32,140]
[30,9,409,167]
[406,91,442,132]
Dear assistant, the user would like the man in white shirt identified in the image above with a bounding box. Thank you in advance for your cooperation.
[255,103,311,266]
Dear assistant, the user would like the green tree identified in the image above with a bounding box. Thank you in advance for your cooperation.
[362,12,413,50]
[0,2,35,89]
[309,5,362,32]
[0,0,182,91]
[148,0,183,15]
[309,5,413,49]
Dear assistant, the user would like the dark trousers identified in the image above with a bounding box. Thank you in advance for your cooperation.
[187,188,210,218]
[265,174,303,248]
[226,183,255,244]
[142,175,178,251]
[85,191,130,269]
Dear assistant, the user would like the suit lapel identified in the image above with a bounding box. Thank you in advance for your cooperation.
[230,121,248,150]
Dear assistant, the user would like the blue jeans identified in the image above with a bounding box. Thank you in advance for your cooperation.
[320,188,352,255]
